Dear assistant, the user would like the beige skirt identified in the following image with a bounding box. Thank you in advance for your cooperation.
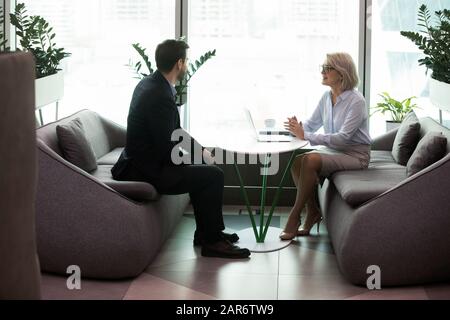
[299,145,371,179]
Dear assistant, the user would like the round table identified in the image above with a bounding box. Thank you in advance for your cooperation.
[209,123,309,253]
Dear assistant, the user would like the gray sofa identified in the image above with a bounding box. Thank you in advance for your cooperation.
[0,52,41,299]
[319,117,450,286]
[36,110,190,279]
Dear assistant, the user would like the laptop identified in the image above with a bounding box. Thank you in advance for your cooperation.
[245,108,294,142]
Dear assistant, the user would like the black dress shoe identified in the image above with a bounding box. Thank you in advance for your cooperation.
[201,240,251,259]
[193,231,239,246]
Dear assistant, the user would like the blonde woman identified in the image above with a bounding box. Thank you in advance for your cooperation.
[281,52,372,240]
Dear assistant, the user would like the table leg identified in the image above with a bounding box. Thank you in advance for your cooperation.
[260,150,302,241]
[233,161,260,241]
[258,153,270,241]
[233,149,310,247]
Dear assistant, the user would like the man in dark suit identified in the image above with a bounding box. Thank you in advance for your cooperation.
[112,39,250,259]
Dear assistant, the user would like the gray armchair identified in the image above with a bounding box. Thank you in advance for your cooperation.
[0,52,41,299]
[319,117,450,286]
[36,110,190,279]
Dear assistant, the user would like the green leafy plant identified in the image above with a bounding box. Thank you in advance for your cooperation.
[9,2,71,78]
[130,43,155,78]
[400,4,450,84]
[128,40,216,105]
[0,6,7,50]
[371,92,419,123]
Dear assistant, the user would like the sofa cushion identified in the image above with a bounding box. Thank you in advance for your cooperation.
[56,118,98,172]
[37,110,113,160]
[369,151,405,170]
[391,111,421,165]
[418,117,450,155]
[332,168,407,207]
[97,147,123,165]
[91,165,159,201]
[406,132,447,177]
[370,150,396,163]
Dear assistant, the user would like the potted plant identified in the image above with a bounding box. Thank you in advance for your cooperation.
[371,92,419,131]
[10,2,71,112]
[401,5,450,112]
[128,39,216,106]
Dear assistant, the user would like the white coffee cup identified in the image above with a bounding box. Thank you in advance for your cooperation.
[264,118,276,128]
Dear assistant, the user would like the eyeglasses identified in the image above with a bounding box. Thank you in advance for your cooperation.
[320,64,335,74]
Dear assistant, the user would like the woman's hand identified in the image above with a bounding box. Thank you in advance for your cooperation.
[284,116,305,140]
[203,148,215,165]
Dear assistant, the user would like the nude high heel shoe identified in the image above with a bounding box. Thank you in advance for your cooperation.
[279,218,302,241]
[297,214,323,236]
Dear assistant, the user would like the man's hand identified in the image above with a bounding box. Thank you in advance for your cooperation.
[284,116,305,140]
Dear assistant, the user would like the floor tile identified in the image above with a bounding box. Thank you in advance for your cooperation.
[172,214,252,239]
[278,245,341,276]
[346,287,429,300]
[278,275,368,300]
[292,235,334,254]
[39,211,450,300]
[124,273,215,300]
[170,216,197,240]
[146,238,201,269]
[40,273,132,300]
[424,283,450,300]
[149,270,278,300]
[147,251,279,275]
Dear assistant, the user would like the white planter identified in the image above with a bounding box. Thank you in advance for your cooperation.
[35,72,64,108]
[386,121,401,132]
[430,77,450,113]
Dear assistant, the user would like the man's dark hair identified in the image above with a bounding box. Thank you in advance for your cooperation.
[155,39,189,73]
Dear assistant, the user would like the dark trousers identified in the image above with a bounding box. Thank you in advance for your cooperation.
[125,163,226,243]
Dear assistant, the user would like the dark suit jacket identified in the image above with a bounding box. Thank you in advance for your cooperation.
[112,70,202,183]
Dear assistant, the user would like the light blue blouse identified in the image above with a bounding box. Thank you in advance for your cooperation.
[303,90,372,150]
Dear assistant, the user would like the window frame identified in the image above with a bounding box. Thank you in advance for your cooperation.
[361,0,373,124]
[2,0,15,50]
[176,0,190,130]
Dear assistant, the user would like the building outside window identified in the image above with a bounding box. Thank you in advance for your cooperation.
[188,0,360,146]
[20,0,175,126]
[9,0,450,137]
[370,0,450,137]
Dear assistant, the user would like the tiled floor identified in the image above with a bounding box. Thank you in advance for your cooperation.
[40,208,450,300]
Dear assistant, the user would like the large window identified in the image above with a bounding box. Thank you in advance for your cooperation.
[10,1,450,136]
[370,0,450,137]
[188,0,361,146]
[21,0,175,126]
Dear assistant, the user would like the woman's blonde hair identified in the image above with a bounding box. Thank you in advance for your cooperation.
[326,52,359,91]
